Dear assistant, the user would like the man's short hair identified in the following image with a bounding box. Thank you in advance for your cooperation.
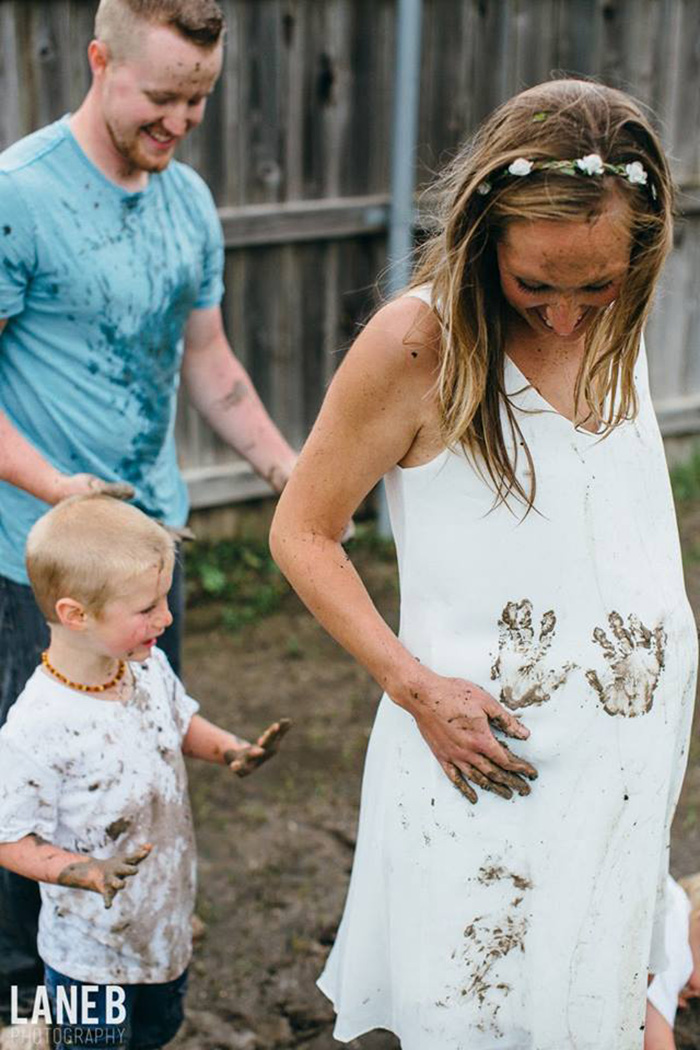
[26,494,175,622]
[95,0,225,59]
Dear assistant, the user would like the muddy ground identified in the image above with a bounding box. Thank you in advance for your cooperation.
[171,504,700,1050]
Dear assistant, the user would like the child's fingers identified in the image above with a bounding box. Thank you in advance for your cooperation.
[102,879,124,909]
[258,718,292,751]
[123,845,153,866]
[118,862,143,879]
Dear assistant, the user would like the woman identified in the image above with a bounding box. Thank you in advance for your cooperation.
[270,79,697,1049]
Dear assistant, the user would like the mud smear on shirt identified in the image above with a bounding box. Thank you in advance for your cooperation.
[106,816,131,841]
[586,610,666,717]
[491,598,575,709]
[106,789,196,981]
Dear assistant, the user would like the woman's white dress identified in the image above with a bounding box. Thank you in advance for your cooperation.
[318,288,698,1049]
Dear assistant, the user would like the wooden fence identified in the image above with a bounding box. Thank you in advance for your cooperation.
[1,0,699,508]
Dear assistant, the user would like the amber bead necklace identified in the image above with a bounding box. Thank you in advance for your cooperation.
[41,650,126,693]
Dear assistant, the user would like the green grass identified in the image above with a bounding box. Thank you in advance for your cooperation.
[671,446,700,504]
[186,535,290,631]
[185,525,397,633]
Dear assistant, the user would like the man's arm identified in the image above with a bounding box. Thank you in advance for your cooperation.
[181,306,298,493]
[0,319,134,504]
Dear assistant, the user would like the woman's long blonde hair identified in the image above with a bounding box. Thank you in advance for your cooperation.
[411,78,674,511]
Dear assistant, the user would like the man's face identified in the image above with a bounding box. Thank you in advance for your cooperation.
[99,23,223,175]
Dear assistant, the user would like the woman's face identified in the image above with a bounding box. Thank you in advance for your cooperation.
[496,194,633,343]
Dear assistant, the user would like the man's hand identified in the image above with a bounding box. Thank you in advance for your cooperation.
[225,719,292,777]
[53,473,135,503]
[57,844,152,909]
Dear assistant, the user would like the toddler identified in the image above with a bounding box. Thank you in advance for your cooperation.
[0,494,290,1049]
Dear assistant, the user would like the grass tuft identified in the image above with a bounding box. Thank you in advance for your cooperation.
[185,525,397,632]
[671,447,700,504]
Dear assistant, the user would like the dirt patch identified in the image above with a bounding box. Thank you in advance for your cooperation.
[174,510,700,1050]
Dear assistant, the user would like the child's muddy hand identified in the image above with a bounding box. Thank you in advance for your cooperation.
[55,473,135,504]
[58,844,152,909]
[225,719,292,777]
[95,844,152,909]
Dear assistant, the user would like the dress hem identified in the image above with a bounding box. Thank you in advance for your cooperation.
[316,975,399,1045]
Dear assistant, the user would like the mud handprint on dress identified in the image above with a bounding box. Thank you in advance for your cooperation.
[490,599,576,710]
[586,611,666,717]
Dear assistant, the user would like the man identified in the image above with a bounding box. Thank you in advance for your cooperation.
[0,0,296,1015]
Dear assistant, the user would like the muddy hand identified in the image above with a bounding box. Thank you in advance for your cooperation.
[225,718,292,777]
[56,473,135,503]
[407,669,538,805]
[58,844,152,909]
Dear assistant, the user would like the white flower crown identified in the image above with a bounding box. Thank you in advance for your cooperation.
[477,153,657,201]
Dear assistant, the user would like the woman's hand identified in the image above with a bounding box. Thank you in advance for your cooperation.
[405,669,538,803]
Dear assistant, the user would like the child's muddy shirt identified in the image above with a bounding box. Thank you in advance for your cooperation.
[0,647,198,983]
[0,116,224,584]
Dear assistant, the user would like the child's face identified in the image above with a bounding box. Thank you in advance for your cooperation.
[87,563,174,662]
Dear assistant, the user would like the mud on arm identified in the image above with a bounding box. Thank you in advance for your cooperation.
[0,834,151,909]
[182,305,298,493]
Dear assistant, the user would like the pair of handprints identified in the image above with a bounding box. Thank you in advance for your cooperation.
[490,599,666,717]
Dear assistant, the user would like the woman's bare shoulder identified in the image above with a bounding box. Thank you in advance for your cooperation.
[342,294,441,391]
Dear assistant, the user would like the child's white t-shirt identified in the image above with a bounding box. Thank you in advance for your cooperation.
[647,876,694,1027]
[0,647,199,984]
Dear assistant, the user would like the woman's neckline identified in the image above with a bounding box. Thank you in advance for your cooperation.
[504,354,604,437]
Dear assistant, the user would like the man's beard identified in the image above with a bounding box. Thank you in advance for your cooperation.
[106,117,174,176]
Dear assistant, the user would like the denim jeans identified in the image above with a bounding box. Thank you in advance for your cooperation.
[0,555,184,1018]
[44,965,188,1049]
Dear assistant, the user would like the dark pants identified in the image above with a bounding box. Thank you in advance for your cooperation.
[0,555,185,1019]
[45,964,188,1049]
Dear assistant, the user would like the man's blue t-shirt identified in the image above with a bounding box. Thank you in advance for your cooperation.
[0,116,224,583]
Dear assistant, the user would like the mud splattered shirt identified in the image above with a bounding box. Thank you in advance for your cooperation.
[0,647,199,983]
[0,116,224,583]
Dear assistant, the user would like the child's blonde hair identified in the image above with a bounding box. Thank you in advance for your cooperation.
[26,495,175,622]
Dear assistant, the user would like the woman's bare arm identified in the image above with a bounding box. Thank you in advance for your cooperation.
[270,297,537,802]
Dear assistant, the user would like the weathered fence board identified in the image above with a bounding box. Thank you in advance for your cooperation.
[1,0,699,508]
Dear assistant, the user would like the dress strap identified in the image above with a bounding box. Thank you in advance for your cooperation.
[403,283,433,308]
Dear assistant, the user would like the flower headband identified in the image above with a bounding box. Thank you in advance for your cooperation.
[477,153,657,201]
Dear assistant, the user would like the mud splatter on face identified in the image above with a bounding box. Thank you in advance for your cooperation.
[586,611,666,716]
[491,599,575,709]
